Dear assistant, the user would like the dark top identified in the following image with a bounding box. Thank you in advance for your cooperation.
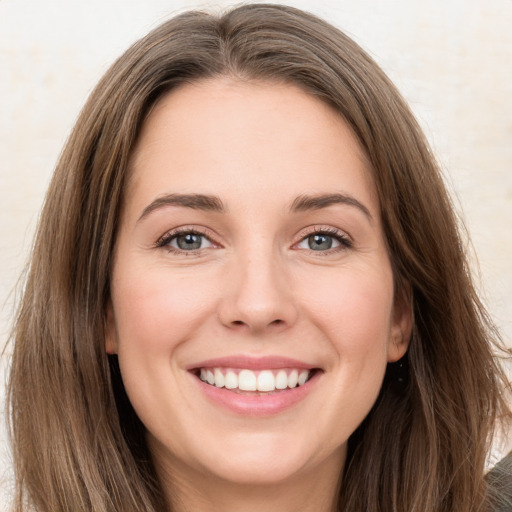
[487,451,512,511]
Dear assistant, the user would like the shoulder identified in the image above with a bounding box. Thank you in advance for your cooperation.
[486,451,512,511]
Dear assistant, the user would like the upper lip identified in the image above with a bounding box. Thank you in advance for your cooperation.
[187,355,318,371]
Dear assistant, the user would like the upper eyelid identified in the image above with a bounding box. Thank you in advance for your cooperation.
[294,225,351,241]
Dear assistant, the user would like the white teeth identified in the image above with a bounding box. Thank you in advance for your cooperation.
[214,368,225,388]
[224,371,238,389]
[198,367,312,392]
[275,370,288,389]
[288,370,298,388]
[257,370,275,392]
[298,370,308,386]
[238,369,257,391]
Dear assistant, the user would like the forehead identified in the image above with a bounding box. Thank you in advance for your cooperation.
[125,78,378,218]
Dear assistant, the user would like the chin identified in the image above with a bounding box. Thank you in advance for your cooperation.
[204,454,312,486]
[191,432,345,487]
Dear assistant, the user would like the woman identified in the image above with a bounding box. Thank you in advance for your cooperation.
[7,4,511,511]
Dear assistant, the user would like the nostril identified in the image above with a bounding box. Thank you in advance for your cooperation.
[229,319,283,329]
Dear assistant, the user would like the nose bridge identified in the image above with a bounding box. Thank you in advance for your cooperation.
[219,237,297,332]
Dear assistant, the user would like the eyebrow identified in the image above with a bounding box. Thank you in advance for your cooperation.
[138,193,226,222]
[290,193,372,221]
[137,191,372,223]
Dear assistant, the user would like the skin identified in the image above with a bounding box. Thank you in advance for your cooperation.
[106,78,411,512]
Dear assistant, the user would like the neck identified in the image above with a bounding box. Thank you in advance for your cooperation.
[155,449,344,512]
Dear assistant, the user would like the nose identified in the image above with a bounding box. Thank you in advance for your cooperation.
[217,249,299,334]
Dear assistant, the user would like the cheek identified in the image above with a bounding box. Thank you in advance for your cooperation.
[110,269,214,430]
[111,268,217,353]
[299,266,394,359]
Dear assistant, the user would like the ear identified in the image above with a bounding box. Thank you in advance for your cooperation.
[387,284,413,362]
[104,299,118,355]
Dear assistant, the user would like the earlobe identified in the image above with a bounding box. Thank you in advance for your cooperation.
[104,300,118,355]
[387,329,409,362]
[387,285,413,362]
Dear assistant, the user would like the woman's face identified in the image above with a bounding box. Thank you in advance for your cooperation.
[106,78,410,490]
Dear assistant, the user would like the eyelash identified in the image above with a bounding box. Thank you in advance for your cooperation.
[295,227,353,254]
[155,226,352,254]
[156,227,215,255]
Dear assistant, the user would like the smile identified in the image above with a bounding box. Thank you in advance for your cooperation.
[199,368,311,392]
[189,356,321,415]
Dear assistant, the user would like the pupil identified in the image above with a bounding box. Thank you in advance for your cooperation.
[309,234,332,250]
[177,233,202,250]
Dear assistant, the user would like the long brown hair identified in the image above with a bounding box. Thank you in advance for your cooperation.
[7,4,511,511]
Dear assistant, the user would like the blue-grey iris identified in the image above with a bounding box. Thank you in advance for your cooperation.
[177,233,203,250]
[308,234,333,250]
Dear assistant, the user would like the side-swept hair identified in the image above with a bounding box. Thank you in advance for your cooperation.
[8,4,510,511]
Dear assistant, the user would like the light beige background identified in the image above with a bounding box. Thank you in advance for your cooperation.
[1,0,511,506]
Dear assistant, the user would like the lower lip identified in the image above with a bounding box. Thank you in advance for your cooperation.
[192,371,320,416]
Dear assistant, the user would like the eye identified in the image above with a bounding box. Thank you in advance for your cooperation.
[157,229,215,252]
[172,232,212,251]
[295,229,351,252]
